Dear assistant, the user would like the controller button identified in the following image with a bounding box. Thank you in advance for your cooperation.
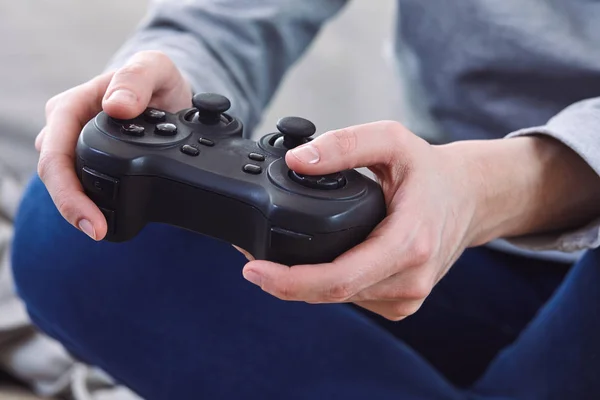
[248,152,266,162]
[270,227,313,250]
[289,170,347,190]
[242,164,262,174]
[121,124,145,137]
[275,117,316,149]
[144,108,166,123]
[181,144,200,156]
[198,137,215,147]
[192,93,231,125]
[99,207,116,234]
[81,167,119,200]
[155,123,178,136]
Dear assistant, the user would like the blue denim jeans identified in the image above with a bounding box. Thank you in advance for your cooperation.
[11,176,600,399]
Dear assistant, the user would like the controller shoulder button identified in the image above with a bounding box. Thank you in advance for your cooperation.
[81,167,119,200]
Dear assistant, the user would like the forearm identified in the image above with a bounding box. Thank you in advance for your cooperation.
[444,136,600,247]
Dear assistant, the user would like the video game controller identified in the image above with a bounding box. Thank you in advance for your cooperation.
[75,93,386,265]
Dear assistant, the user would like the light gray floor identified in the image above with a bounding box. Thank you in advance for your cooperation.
[0,0,400,180]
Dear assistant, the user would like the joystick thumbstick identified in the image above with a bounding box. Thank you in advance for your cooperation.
[192,93,231,124]
[274,116,316,149]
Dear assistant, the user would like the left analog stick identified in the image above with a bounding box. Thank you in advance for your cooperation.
[192,93,231,124]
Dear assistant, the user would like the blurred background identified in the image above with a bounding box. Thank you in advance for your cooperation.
[0,0,403,183]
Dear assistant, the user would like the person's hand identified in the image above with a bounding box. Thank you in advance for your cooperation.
[242,121,481,320]
[241,119,600,321]
[36,51,193,240]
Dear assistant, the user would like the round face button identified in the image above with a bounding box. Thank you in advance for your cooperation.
[121,124,145,137]
[144,108,166,123]
[155,123,178,136]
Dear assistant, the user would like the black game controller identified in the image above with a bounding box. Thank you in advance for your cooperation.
[76,93,386,265]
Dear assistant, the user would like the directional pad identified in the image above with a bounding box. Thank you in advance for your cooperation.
[288,170,346,190]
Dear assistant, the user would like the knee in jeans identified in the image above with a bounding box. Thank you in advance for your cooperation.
[10,176,88,332]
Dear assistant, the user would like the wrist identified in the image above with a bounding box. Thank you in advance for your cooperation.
[467,136,547,246]
[440,135,600,247]
[437,138,523,246]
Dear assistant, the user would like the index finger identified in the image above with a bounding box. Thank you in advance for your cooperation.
[38,73,113,240]
[242,216,413,303]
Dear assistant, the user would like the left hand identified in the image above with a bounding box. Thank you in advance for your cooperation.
[241,121,482,321]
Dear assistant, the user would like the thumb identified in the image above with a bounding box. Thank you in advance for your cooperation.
[285,121,408,175]
[102,51,183,120]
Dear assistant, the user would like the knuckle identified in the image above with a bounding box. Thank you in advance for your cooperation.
[332,128,358,157]
[44,96,60,117]
[382,120,408,145]
[398,301,422,317]
[378,121,409,168]
[410,237,434,266]
[37,155,79,222]
[384,302,421,321]
[54,190,76,220]
[140,50,171,64]
[45,92,75,118]
[35,129,46,152]
[126,50,173,74]
[272,282,298,301]
[36,153,53,181]
[382,120,406,134]
[326,280,356,302]
[383,310,407,322]
[81,75,106,94]
[117,61,149,80]
[405,277,432,300]
[51,183,79,223]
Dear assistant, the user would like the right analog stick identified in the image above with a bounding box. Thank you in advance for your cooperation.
[274,116,316,149]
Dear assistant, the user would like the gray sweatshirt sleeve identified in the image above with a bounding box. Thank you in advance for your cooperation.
[105,0,348,135]
[505,98,600,252]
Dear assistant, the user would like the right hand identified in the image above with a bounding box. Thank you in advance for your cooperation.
[36,51,193,240]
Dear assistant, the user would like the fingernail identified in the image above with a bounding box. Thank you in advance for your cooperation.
[290,144,320,164]
[243,270,263,287]
[107,89,137,106]
[78,219,96,240]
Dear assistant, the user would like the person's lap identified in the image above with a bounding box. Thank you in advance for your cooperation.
[10,176,600,399]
